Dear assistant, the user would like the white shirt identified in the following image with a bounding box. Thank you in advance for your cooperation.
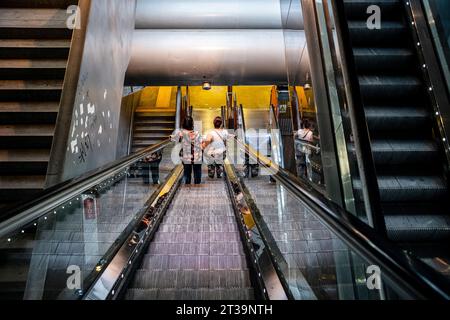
[297,128,314,142]
[206,129,229,160]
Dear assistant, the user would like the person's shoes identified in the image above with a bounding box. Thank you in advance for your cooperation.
[153,180,160,185]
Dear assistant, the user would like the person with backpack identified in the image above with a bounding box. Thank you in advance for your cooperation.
[203,116,230,179]
[174,116,203,185]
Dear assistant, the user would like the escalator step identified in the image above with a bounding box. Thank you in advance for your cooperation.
[153,231,241,243]
[348,140,439,167]
[386,214,450,241]
[365,106,430,135]
[353,176,448,202]
[125,288,254,300]
[348,21,406,47]
[131,270,251,289]
[141,254,248,271]
[358,76,423,103]
[353,48,415,74]
[343,0,401,21]
[147,242,245,256]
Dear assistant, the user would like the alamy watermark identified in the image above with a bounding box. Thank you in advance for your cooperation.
[66,5,81,30]
[367,5,381,30]
[66,265,82,291]
[366,265,382,290]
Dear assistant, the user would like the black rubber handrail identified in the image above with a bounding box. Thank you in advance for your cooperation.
[0,139,172,238]
[236,138,450,300]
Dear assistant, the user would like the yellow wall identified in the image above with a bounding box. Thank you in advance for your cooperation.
[295,86,316,116]
[136,86,177,111]
[189,86,228,109]
[234,86,273,109]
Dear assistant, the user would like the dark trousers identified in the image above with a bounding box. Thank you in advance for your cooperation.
[208,163,224,179]
[184,163,202,185]
[142,160,161,184]
[244,164,259,178]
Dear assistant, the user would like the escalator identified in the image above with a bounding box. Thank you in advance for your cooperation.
[125,178,254,300]
[301,0,450,274]
[0,130,448,300]
[343,0,450,244]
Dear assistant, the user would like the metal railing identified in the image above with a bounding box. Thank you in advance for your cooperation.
[0,139,172,238]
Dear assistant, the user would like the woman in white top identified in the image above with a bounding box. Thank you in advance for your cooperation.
[203,117,229,179]
[295,119,314,180]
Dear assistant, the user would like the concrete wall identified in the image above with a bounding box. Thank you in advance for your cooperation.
[47,0,136,185]
[116,90,142,158]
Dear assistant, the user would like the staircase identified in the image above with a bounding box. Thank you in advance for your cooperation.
[0,0,76,210]
[131,110,175,153]
[343,0,450,243]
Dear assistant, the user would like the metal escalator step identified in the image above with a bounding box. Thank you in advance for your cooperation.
[365,106,430,134]
[162,215,236,225]
[158,223,238,233]
[348,140,439,166]
[386,215,450,241]
[148,242,245,256]
[348,21,407,47]
[125,288,158,300]
[354,48,415,73]
[343,0,401,21]
[358,76,423,103]
[382,202,450,217]
[141,254,248,271]
[152,231,241,244]
[353,176,448,202]
[125,288,254,300]
[131,270,251,289]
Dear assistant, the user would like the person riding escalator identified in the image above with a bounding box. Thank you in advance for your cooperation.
[142,151,162,185]
[173,116,203,185]
[203,116,230,179]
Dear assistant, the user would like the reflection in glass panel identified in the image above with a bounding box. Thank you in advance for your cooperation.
[0,143,177,300]
[278,0,326,192]
[239,172,406,300]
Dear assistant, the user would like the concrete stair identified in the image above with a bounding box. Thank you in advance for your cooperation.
[0,0,76,210]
